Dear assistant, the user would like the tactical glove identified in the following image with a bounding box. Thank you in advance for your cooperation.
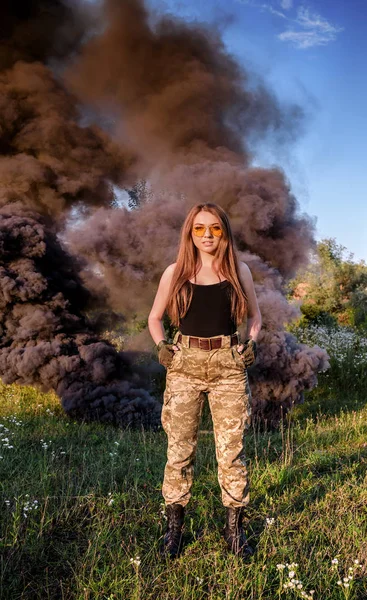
[238,339,257,368]
[157,340,175,368]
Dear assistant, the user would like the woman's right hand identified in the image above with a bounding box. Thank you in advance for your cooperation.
[157,341,179,368]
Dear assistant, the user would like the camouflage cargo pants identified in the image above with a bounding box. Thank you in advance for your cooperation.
[161,330,252,508]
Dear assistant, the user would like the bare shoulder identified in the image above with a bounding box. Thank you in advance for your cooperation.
[238,261,254,282]
[157,262,177,289]
[161,262,177,280]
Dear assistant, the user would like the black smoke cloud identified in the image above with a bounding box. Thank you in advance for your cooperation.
[65,0,329,420]
[0,0,160,427]
[0,206,161,426]
[0,0,329,425]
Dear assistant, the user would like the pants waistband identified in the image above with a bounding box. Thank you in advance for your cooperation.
[174,331,239,351]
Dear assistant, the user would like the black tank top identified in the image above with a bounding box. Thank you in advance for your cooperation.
[179,280,237,337]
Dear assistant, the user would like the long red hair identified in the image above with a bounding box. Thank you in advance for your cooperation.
[166,203,248,327]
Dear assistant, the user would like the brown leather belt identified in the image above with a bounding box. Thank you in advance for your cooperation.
[177,333,239,351]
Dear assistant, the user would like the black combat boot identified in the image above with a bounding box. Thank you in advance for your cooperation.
[223,507,253,558]
[160,503,185,558]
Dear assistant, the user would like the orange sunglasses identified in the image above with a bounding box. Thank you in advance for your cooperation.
[192,225,223,238]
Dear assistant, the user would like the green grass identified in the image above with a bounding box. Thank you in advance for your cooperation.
[0,376,366,599]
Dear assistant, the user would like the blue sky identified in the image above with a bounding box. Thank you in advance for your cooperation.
[148,0,367,262]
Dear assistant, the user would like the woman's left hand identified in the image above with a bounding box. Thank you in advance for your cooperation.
[236,339,257,367]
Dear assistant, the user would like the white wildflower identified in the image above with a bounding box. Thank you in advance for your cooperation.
[22,499,39,517]
[288,570,296,579]
[296,325,367,367]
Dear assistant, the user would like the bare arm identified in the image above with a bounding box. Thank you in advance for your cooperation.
[148,263,177,346]
[237,261,262,349]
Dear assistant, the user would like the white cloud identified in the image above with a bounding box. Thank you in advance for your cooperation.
[278,29,330,49]
[236,1,343,49]
[278,6,344,49]
[262,4,288,19]
[237,1,287,18]
[297,7,340,33]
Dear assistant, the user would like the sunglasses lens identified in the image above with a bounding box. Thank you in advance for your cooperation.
[193,226,206,236]
[211,226,222,237]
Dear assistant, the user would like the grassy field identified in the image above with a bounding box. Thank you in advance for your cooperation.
[0,364,366,599]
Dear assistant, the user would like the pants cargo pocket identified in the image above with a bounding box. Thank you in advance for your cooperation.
[166,347,184,374]
[231,346,246,370]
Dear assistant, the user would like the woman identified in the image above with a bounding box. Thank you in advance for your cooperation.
[148,203,261,559]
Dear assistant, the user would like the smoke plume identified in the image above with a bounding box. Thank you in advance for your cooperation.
[65,0,329,420]
[0,0,329,426]
[0,206,160,426]
[0,0,160,427]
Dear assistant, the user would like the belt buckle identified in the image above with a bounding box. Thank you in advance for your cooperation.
[199,337,211,351]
